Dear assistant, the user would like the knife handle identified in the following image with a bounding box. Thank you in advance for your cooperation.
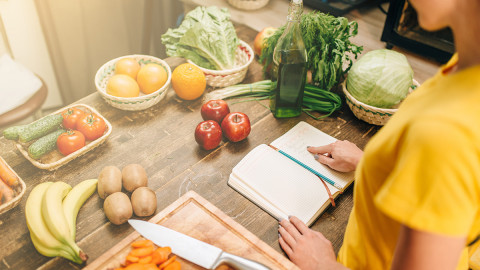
[212,252,271,270]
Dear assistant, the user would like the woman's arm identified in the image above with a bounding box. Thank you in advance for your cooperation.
[391,225,466,270]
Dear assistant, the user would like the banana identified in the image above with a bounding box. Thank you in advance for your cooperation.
[63,179,98,240]
[30,231,82,264]
[25,182,79,262]
[42,181,87,262]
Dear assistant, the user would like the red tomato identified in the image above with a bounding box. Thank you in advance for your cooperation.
[61,107,85,130]
[57,130,86,156]
[76,113,107,141]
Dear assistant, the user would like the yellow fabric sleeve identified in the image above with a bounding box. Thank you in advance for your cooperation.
[374,117,479,236]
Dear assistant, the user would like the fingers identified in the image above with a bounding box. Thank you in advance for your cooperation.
[314,152,334,167]
[280,219,302,239]
[279,226,297,249]
[278,234,293,257]
[307,144,333,155]
[289,216,310,235]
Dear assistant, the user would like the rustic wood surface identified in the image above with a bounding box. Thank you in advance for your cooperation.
[85,191,298,270]
[0,17,438,270]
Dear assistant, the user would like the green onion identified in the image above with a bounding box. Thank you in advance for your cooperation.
[204,80,342,119]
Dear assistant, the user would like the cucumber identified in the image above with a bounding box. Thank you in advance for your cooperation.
[3,125,27,140]
[19,114,63,143]
[28,129,65,160]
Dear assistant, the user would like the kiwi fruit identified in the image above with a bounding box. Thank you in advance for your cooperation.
[103,192,132,225]
[98,166,122,199]
[122,164,148,192]
[131,187,157,217]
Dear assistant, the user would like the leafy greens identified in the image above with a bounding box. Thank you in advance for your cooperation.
[260,11,363,90]
[161,6,239,70]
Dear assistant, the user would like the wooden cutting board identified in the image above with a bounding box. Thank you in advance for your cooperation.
[84,191,298,270]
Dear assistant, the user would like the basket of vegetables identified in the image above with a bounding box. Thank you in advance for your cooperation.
[162,6,254,88]
[187,40,254,88]
[0,156,26,215]
[3,104,112,170]
[342,49,420,126]
[227,0,269,10]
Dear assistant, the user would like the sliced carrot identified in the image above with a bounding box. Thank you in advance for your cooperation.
[138,255,152,264]
[158,256,176,270]
[0,158,19,189]
[126,255,139,263]
[131,239,154,248]
[124,263,147,270]
[151,247,171,265]
[142,264,159,270]
[163,261,181,270]
[0,178,14,205]
[129,246,154,257]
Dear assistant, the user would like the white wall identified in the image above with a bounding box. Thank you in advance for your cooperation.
[0,0,63,110]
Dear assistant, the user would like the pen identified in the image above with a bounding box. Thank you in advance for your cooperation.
[268,144,342,190]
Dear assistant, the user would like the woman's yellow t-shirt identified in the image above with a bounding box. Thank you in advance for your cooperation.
[338,55,480,269]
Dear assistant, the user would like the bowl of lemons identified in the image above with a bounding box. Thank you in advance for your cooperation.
[95,55,171,111]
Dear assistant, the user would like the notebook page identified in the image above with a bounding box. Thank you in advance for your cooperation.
[231,144,331,224]
[270,121,355,190]
[228,173,289,221]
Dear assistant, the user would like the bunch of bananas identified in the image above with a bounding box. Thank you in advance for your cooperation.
[25,179,98,264]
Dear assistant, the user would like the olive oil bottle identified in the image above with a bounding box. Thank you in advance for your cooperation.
[270,0,307,118]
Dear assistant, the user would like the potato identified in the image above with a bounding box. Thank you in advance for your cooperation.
[103,192,132,225]
[98,166,122,199]
[122,164,148,192]
[131,187,157,217]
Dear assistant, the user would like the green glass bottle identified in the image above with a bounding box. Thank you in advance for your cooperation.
[270,0,307,118]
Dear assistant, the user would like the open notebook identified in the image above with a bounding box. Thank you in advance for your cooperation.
[228,121,355,226]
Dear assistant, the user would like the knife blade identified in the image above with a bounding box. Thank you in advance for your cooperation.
[128,219,271,270]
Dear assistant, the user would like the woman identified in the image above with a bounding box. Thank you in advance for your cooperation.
[278,0,480,269]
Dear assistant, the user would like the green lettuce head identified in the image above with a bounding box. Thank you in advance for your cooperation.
[346,49,413,109]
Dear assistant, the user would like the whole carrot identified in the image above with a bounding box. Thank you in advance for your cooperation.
[0,176,15,204]
[0,158,20,191]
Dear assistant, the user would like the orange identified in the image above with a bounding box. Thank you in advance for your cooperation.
[115,58,141,79]
[136,63,168,95]
[106,74,140,97]
[171,63,206,100]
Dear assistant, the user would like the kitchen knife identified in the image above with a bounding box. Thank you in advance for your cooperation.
[128,219,271,270]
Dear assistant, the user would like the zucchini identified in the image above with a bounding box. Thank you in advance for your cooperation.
[19,114,63,143]
[3,125,27,140]
[28,129,65,160]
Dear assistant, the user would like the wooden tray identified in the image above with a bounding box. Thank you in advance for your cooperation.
[0,156,26,215]
[85,191,298,270]
[15,104,112,171]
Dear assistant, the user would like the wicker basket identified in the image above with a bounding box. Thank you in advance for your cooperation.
[187,40,254,88]
[0,156,26,215]
[342,79,420,126]
[227,0,269,10]
[15,104,112,171]
[95,55,171,111]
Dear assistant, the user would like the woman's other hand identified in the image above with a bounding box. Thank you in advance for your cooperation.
[307,140,363,172]
[279,217,349,270]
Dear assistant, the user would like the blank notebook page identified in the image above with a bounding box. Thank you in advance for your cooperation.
[271,121,354,189]
[231,144,330,224]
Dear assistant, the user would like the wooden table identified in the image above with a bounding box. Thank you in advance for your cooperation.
[0,21,436,269]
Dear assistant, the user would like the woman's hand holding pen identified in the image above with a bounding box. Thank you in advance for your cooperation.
[307,140,363,172]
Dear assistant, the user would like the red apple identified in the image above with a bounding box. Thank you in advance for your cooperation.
[201,100,230,123]
[195,120,223,150]
[221,112,251,142]
[253,27,277,57]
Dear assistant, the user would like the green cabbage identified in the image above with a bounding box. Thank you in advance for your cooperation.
[161,6,238,70]
[346,49,413,108]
